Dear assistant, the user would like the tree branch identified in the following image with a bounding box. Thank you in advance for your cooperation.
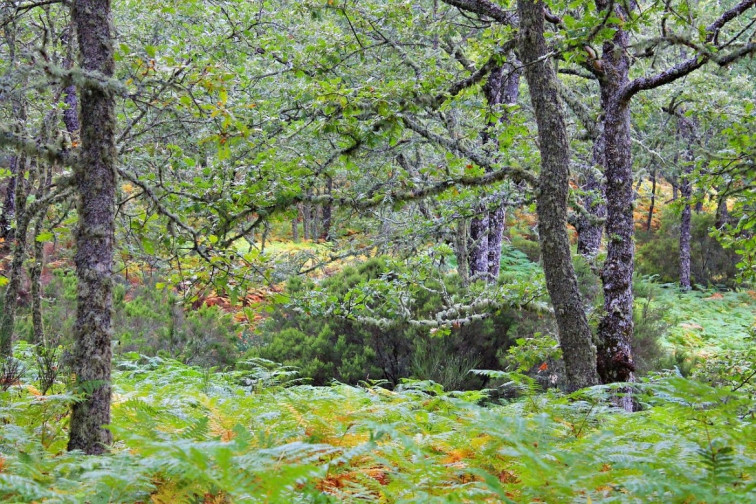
[621,0,756,101]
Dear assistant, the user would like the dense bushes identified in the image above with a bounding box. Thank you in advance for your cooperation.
[250,257,523,389]
[637,207,739,288]
[13,271,244,368]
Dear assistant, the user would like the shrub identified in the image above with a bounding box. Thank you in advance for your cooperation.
[250,257,519,389]
[16,270,244,368]
[637,207,739,288]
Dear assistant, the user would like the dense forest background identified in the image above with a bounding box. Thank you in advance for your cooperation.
[0,0,755,502]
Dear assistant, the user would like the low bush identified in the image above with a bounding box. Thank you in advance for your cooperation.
[637,207,739,288]
[250,257,522,389]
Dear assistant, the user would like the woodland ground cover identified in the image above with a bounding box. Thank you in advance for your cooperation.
[1,277,755,503]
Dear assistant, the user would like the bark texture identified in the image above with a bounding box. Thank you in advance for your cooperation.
[68,0,117,455]
[576,135,606,257]
[674,112,697,291]
[469,57,521,281]
[517,0,599,391]
[595,1,636,392]
[0,154,29,358]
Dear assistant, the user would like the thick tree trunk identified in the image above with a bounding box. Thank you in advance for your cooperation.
[68,0,117,455]
[595,2,636,399]
[517,0,599,391]
[468,210,489,279]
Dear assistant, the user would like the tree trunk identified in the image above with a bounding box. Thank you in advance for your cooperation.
[68,0,117,455]
[576,134,606,256]
[646,168,656,232]
[715,191,730,230]
[487,205,506,279]
[30,216,46,345]
[0,23,20,244]
[595,1,636,399]
[320,176,333,241]
[292,215,299,242]
[0,154,29,358]
[677,114,697,291]
[0,156,18,244]
[484,59,520,280]
[453,217,470,287]
[517,0,599,391]
[679,174,692,290]
[468,210,489,279]
[471,56,521,282]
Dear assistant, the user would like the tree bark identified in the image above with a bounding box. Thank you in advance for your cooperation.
[595,1,636,397]
[0,154,29,358]
[646,168,656,232]
[468,210,489,279]
[320,176,333,241]
[471,56,521,281]
[679,173,692,290]
[677,114,697,291]
[715,191,730,230]
[68,0,117,455]
[485,59,520,280]
[517,0,599,391]
[576,135,606,256]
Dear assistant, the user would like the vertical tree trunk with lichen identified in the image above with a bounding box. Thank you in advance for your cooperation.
[517,0,599,391]
[0,153,29,358]
[470,57,520,282]
[576,134,606,257]
[595,1,636,397]
[67,0,117,455]
[676,112,697,291]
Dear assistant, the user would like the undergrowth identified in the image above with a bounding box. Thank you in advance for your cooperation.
[1,344,754,503]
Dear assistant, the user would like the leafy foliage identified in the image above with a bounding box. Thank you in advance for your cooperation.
[1,346,755,503]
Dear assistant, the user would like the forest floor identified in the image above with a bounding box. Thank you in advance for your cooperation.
[1,283,755,503]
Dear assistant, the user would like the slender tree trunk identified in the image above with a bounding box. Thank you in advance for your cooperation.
[715,191,730,230]
[0,22,20,244]
[485,59,520,280]
[303,195,312,241]
[30,216,46,345]
[292,215,299,242]
[0,155,29,358]
[68,0,117,455]
[453,217,470,287]
[595,1,636,399]
[576,133,606,256]
[679,174,692,290]
[517,0,599,391]
[320,176,333,241]
[487,205,506,279]
[471,56,520,282]
[677,114,697,291]
[0,156,17,244]
[646,168,656,232]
